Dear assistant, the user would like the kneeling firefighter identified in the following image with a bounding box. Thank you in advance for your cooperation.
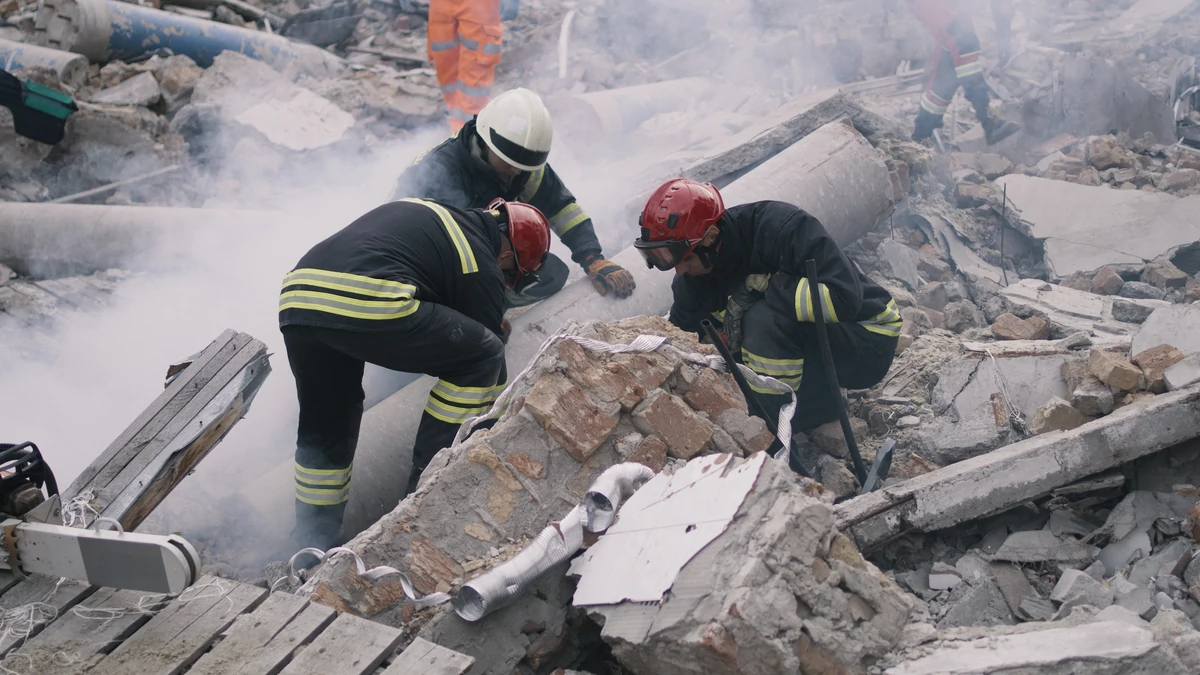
[280,198,551,550]
[634,179,903,432]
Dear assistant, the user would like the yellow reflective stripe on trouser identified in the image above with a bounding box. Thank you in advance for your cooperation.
[430,379,505,406]
[920,92,949,115]
[397,198,479,274]
[279,290,420,320]
[794,279,839,323]
[295,463,351,506]
[859,299,903,337]
[283,268,417,299]
[549,203,588,236]
[742,349,803,393]
[424,395,493,424]
[517,166,545,202]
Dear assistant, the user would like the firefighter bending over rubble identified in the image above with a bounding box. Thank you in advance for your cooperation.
[280,198,551,551]
[634,179,904,437]
[391,87,636,308]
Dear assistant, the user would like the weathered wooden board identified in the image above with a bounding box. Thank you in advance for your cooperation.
[9,587,164,675]
[383,637,475,675]
[88,575,267,675]
[278,612,402,675]
[0,574,93,656]
[60,329,271,532]
[189,592,336,675]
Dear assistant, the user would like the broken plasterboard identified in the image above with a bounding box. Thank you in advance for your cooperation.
[569,452,765,606]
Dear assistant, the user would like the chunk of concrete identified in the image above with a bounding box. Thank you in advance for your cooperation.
[1096,604,1152,628]
[574,454,914,675]
[885,620,1190,675]
[1092,267,1125,295]
[1144,260,1189,290]
[91,71,161,107]
[1001,278,1168,338]
[1090,349,1143,392]
[816,454,858,499]
[1113,299,1156,324]
[1133,306,1200,358]
[1134,344,1186,394]
[996,174,1200,278]
[1113,574,1158,619]
[992,313,1051,341]
[943,301,985,333]
[1165,355,1200,392]
[878,239,924,290]
[1051,569,1114,611]
[1073,376,1115,416]
[1030,396,1090,435]
[1119,281,1168,301]
[994,530,1100,566]
[937,576,1016,629]
[812,418,870,459]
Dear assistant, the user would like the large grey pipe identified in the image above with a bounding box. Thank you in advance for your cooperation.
[0,38,90,90]
[340,119,895,536]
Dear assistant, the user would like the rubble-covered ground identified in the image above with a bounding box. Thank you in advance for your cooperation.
[6,0,1200,672]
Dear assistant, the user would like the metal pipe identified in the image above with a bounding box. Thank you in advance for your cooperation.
[340,119,895,537]
[583,463,653,533]
[453,504,585,622]
[32,0,344,77]
[805,258,868,485]
[0,38,89,91]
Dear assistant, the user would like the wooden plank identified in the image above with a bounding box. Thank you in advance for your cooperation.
[189,593,336,675]
[88,575,267,675]
[278,613,402,675]
[383,637,475,675]
[64,329,240,498]
[0,574,94,656]
[9,587,165,675]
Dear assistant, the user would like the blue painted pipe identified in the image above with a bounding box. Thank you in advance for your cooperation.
[33,0,344,76]
[0,38,89,90]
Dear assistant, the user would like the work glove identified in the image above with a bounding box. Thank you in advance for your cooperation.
[500,0,519,21]
[724,278,765,355]
[500,318,512,344]
[586,258,636,299]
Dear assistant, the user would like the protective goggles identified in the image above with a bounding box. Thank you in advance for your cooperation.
[633,238,700,271]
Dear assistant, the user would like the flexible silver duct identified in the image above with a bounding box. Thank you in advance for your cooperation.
[584,463,655,533]
[453,505,586,622]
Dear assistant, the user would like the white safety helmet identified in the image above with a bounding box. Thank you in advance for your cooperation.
[475,88,554,172]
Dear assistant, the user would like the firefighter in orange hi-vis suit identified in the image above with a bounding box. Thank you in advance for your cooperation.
[427,0,518,131]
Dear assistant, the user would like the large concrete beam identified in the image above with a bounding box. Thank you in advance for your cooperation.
[836,385,1200,550]
[342,118,896,536]
[0,202,279,278]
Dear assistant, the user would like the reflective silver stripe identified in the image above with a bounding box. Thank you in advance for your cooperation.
[549,203,587,236]
[295,462,352,486]
[296,483,351,506]
[431,380,502,405]
[283,268,416,299]
[440,83,457,94]
[430,39,458,51]
[795,278,813,322]
[518,166,545,201]
[396,198,479,274]
[481,43,502,55]
[279,290,420,320]
[457,81,492,98]
[458,36,479,50]
[450,107,474,121]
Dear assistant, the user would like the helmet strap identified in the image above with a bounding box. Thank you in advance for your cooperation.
[692,229,722,269]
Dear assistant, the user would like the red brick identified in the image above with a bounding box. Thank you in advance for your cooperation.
[1133,343,1186,394]
[632,390,713,459]
[683,368,747,419]
[556,339,646,412]
[628,435,667,472]
[407,536,462,596]
[524,373,617,462]
[610,351,676,389]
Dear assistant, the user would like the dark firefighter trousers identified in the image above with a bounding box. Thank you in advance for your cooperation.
[910,0,988,120]
[737,276,898,431]
[283,303,506,550]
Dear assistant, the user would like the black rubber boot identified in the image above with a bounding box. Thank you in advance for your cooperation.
[963,77,1020,146]
[911,108,944,142]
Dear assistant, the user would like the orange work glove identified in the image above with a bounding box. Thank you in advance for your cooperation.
[586,259,636,299]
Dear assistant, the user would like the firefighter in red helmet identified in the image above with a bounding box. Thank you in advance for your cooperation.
[280,198,550,551]
[635,179,902,436]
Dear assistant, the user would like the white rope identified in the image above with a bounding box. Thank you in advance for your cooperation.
[274,548,451,610]
[60,489,99,528]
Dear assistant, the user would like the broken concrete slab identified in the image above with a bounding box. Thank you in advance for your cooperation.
[1119,281,1167,301]
[90,71,161,107]
[878,239,924,291]
[1073,376,1115,416]
[1051,569,1114,612]
[574,452,913,675]
[1132,306,1200,358]
[1112,299,1156,324]
[1001,278,1169,338]
[937,576,1016,629]
[993,530,1100,567]
[996,175,1200,279]
[838,386,1200,549]
[1144,260,1189,290]
[1166,355,1200,391]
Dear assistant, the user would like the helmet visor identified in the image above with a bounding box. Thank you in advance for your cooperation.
[634,238,699,271]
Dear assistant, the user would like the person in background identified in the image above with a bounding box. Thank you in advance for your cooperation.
[427,0,519,131]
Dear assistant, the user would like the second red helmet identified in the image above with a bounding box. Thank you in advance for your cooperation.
[634,179,725,270]
[490,198,551,290]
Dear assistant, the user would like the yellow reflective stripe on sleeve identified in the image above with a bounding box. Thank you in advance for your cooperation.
[424,396,493,424]
[517,166,545,202]
[549,203,588,236]
[283,269,417,299]
[279,290,420,320]
[296,484,351,506]
[858,299,903,337]
[295,463,351,486]
[795,278,814,322]
[819,284,840,323]
[431,379,504,405]
[398,198,479,274]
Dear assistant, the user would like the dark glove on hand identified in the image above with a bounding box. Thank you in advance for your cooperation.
[586,258,636,299]
[724,286,762,355]
[500,0,519,21]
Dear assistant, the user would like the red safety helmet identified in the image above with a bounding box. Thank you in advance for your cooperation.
[634,178,725,271]
[490,198,550,290]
